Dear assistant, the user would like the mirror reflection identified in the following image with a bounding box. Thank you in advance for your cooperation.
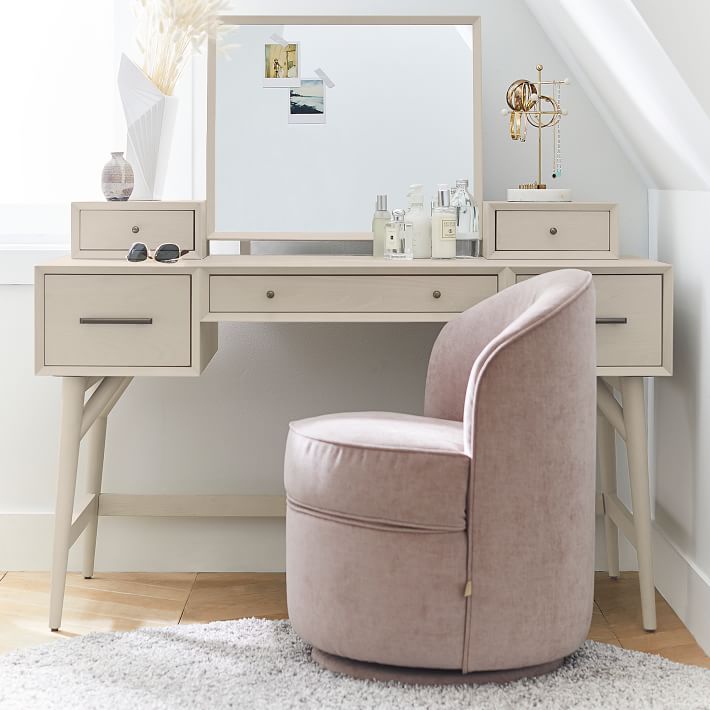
[215,23,476,235]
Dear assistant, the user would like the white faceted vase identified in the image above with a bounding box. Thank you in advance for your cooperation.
[118,54,178,200]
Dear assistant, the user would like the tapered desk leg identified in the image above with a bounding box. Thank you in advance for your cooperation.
[597,408,620,579]
[620,376,657,631]
[49,376,87,631]
[82,415,107,579]
[81,376,132,579]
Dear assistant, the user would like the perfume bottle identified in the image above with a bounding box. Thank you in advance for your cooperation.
[372,194,390,258]
[406,184,432,259]
[384,209,414,259]
[451,179,481,258]
[431,185,457,259]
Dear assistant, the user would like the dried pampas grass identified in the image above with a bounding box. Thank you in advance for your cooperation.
[134,0,232,95]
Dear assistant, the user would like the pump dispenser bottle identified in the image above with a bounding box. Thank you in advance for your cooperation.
[451,179,481,257]
[431,185,457,259]
[372,194,390,258]
[406,184,432,258]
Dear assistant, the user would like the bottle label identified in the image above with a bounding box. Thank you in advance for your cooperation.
[440,220,457,240]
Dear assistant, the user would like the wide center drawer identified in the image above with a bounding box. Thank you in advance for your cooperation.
[44,274,192,367]
[210,275,498,313]
[79,209,196,252]
[516,273,662,367]
[497,210,610,252]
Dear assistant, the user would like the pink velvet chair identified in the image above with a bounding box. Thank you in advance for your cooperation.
[284,269,597,684]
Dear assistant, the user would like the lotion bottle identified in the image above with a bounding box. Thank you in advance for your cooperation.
[372,194,390,258]
[406,184,432,259]
[431,185,457,259]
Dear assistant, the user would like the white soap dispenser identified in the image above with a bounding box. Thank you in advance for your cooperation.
[372,194,390,258]
[431,185,457,259]
[406,184,432,259]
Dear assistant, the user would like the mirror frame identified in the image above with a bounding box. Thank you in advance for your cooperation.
[206,15,483,247]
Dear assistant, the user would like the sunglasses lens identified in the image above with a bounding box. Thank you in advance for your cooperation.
[154,244,181,262]
[127,243,148,262]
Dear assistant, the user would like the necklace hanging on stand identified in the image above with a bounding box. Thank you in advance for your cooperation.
[552,79,562,179]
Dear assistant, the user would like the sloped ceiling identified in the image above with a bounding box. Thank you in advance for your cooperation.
[525,0,710,190]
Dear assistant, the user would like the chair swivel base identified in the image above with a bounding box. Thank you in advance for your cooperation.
[311,647,564,685]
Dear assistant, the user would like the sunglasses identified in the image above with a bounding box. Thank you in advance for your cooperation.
[127,242,189,263]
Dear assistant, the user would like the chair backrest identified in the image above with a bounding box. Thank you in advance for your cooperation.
[424,270,595,430]
[426,269,598,672]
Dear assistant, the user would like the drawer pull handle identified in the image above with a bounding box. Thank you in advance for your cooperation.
[266,290,275,299]
[549,227,558,235]
[132,226,140,234]
[596,317,628,325]
[80,317,153,325]
[433,290,442,299]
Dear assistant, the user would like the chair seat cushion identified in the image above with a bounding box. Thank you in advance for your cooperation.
[285,412,470,531]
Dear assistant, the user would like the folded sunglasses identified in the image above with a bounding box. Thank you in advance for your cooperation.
[126,242,189,263]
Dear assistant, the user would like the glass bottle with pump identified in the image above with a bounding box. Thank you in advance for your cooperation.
[384,209,414,259]
[406,184,432,259]
[431,185,457,259]
[451,179,481,258]
[372,194,390,258]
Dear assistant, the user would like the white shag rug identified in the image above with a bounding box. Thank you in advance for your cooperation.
[1,619,709,710]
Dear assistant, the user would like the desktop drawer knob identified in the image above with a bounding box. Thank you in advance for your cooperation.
[432,290,441,299]
[132,225,140,234]
[266,290,275,299]
[549,227,558,235]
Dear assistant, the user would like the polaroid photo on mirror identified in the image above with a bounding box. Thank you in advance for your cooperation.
[289,79,326,124]
[263,42,300,87]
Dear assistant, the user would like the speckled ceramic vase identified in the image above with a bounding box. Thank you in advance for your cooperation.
[101,152,134,201]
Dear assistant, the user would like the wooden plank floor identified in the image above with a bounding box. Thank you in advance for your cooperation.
[0,571,707,668]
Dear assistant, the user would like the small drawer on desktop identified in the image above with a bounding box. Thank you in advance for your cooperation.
[78,209,196,253]
[209,275,498,313]
[516,272,662,367]
[43,274,192,367]
[496,210,610,252]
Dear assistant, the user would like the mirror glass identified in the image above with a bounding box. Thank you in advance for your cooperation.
[214,22,475,234]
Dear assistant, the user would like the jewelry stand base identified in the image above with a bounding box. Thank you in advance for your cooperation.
[507,188,572,202]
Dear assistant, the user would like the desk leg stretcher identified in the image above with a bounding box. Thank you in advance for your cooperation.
[596,376,657,632]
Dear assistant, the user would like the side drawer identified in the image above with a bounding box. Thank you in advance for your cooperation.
[79,209,195,253]
[210,275,498,313]
[497,210,610,252]
[44,274,192,367]
[516,273,663,367]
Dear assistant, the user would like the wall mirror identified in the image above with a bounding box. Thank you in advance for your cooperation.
[207,16,482,241]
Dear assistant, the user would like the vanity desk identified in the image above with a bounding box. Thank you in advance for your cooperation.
[34,13,672,635]
[36,243,673,633]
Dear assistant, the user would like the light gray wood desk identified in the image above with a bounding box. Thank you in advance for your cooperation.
[35,253,672,633]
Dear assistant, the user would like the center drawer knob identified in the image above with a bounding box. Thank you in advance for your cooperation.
[132,226,140,234]
[432,290,441,299]
[266,290,275,299]
[549,227,558,235]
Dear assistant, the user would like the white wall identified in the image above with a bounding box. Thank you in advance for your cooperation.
[648,190,710,653]
[0,0,648,572]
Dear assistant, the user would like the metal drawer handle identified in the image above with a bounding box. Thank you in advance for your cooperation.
[80,317,153,325]
[596,317,628,325]
[432,290,442,299]
[132,226,140,234]
[266,290,275,299]
[549,227,558,235]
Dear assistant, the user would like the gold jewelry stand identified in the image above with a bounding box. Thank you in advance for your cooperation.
[502,64,569,197]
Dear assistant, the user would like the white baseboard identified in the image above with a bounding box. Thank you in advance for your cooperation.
[653,522,710,654]
[0,513,285,572]
[1,512,634,573]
